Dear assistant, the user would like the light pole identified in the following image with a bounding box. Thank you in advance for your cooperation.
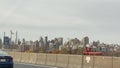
[15,31,18,45]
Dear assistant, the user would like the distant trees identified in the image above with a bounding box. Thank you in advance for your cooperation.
[59,38,85,55]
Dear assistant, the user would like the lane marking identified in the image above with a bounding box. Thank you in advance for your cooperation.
[50,67,58,68]
[15,62,58,68]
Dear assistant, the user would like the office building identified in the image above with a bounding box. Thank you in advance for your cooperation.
[82,36,89,46]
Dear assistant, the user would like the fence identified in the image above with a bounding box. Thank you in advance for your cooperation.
[7,52,120,68]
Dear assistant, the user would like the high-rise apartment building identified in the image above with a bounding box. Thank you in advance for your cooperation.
[82,36,89,46]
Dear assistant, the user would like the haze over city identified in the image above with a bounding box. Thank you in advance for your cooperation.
[0,0,120,44]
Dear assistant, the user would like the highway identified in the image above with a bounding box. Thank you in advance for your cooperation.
[14,62,61,68]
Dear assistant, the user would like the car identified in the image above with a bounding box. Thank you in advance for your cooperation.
[0,50,13,68]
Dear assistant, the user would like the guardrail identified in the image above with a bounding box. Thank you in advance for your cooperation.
[7,52,120,68]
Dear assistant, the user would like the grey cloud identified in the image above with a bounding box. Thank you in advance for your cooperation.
[78,1,120,24]
[0,0,120,44]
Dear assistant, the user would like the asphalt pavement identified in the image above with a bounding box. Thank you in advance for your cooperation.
[14,62,58,68]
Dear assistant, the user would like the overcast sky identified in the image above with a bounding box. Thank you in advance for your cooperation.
[0,0,120,44]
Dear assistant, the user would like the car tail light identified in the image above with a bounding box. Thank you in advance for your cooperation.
[7,56,13,62]
[0,56,13,62]
[6,58,13,62]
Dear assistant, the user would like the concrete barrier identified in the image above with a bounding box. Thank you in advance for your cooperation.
[56,54,68,68]
[94,56,112,68]
[7,52,15,58]
[7,52,120,68]
[21,52,30,63]
[113,57,120,68]
[83,55,94,68]
[29,53,37,64]
[46,54,57,66]
[14,52,21,62]
[94,56,104,68]
[36,53,46,65]
[67,55,82,68]
[94,56,103,68]
[102,56,113,68]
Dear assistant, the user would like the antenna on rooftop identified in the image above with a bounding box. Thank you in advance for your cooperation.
[15,31,18,44]
[4,32,5,37]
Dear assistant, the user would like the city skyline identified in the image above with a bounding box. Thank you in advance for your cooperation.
[0,0,120,44]
[1,32,119,45]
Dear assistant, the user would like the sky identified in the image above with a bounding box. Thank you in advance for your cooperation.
[0,0,120,44]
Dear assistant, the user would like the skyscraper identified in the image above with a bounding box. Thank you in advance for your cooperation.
[82,36,89,46]
[44,36,49,52]
[0,38,2,48]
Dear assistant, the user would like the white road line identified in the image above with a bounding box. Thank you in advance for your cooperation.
[15,62,58,68]
[49,67,58,68]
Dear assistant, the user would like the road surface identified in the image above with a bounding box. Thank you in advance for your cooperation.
[14,62,60,68]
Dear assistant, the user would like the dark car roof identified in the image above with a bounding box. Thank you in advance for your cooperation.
[0,50,9,56]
